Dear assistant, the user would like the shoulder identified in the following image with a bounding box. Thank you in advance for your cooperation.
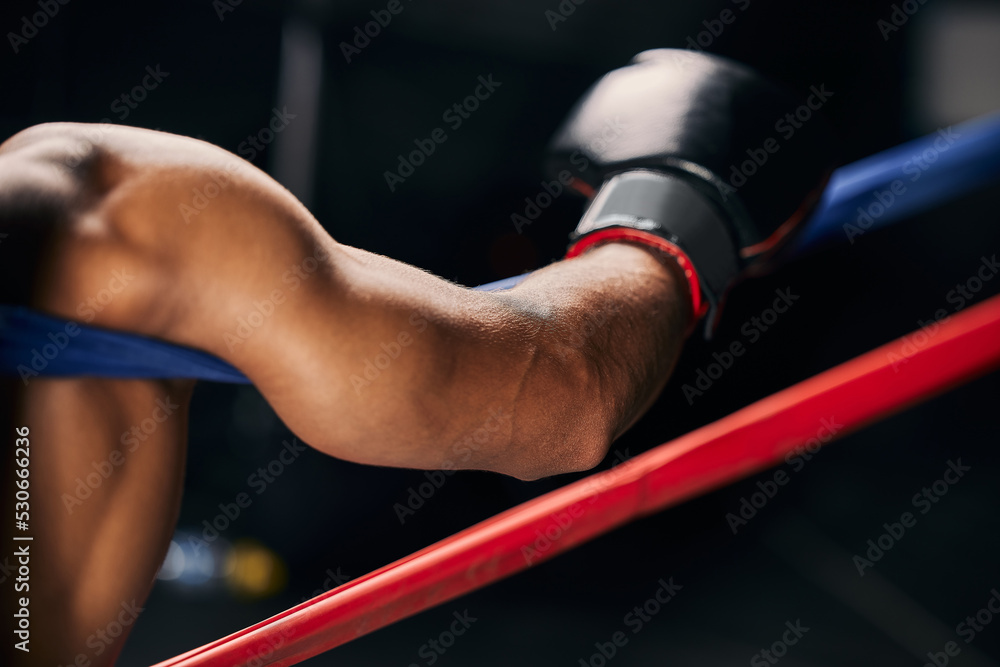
[0,124,136,309]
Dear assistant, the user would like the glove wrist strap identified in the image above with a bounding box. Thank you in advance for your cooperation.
[566,228,707,327]
[566,169,740,337]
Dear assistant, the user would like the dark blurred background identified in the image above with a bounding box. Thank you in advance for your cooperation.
[2,0,1000,664]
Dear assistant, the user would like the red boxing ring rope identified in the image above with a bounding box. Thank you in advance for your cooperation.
[154,293,1000,667]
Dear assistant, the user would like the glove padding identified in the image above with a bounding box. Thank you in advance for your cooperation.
[549,49,835,334]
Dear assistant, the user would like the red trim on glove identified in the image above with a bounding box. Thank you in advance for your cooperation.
[566,228,707,322]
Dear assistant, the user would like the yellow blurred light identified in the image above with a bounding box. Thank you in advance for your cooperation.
[224,539,288,599]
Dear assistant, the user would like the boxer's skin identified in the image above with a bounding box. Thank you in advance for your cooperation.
[0,123,691,665]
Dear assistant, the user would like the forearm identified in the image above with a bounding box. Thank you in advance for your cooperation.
[311,241,690,480]
[491,243,691,471]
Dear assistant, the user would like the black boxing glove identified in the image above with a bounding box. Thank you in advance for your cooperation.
[549,49,835,335]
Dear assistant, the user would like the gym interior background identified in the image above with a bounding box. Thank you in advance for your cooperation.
[2,0,1000,664]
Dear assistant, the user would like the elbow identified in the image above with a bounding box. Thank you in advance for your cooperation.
[494,347,617,482]
[499,422,612,482]
[559,397,619,476]
[424,292,622,482]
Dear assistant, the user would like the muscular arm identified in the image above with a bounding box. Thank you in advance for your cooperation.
[1,376,195,667]
[2,123,691,481]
